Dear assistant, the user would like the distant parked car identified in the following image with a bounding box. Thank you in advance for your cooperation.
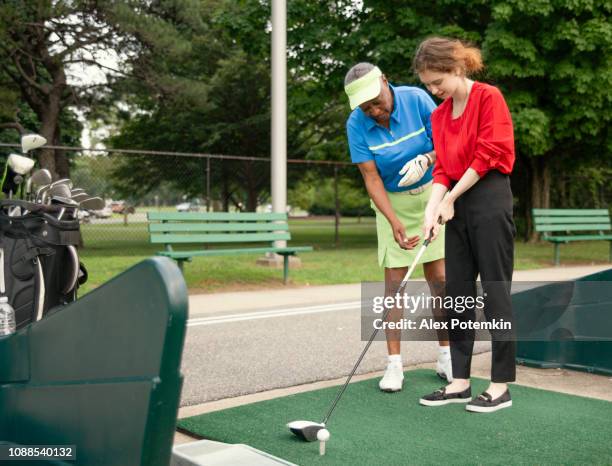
[110,201,126,213]
[92,206,113,219]
[176,201,200,212]
[110,201,134,214]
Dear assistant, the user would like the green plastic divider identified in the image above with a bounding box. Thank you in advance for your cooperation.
[514,268,612,375]
[0,257,188,466]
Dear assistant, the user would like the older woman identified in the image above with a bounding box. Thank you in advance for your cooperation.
[344,62,451,392]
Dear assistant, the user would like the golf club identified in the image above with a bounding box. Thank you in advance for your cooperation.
[7,153,35,175]
[1,153,35,200]
[49,178,73,191]
[35,184,51,203]
[21,134,47,154]
[50,195,79,220]
[41,181,72,204]
[70,193,90,202]
[45,184,72,203]
[287,230,436,442]
[79,197,104,211]
[26,169,52,201]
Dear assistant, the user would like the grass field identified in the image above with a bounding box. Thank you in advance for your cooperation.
[78,217,610,294]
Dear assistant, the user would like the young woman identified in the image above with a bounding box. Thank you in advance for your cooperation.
[409,38,516,412]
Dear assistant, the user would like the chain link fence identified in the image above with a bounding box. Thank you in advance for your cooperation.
[0,143,376,253]
[0,142,609,253]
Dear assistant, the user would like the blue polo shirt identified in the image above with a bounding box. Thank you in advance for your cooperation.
[346,85,436,192]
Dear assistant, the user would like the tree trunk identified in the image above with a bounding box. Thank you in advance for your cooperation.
[54,125,70,179]
[526,156,551,242]
[246,169,258,212]
[222,165,230,212]
[38,116,58,178]
[37,86,65,179]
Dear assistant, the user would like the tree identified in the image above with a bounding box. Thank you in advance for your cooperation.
[106,0,273,211]
[0,0,204,177]
[288,0,611,236]
[483,0,612,239]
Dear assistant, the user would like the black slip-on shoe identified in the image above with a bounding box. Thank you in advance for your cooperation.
[419,386,472,406]
[466,389,512,413]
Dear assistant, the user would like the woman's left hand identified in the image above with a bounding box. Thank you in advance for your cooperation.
[437,197,455,224]
[398,154,430,187]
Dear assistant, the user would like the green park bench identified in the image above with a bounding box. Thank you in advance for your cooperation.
[147,212,313,283]
[533,208,612,266]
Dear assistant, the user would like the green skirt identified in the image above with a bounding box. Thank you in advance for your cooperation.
[371,185,445,268]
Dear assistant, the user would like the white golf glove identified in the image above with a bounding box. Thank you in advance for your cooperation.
[398,154,431,187]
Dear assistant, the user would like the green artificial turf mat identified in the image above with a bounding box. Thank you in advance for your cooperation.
[178,369,612,465]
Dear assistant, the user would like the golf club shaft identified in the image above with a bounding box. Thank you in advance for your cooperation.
[321,236,432,425]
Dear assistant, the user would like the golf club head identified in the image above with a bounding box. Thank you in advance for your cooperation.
[47,184,73,202]
[30,169,52,187]
[79,197,104,210]
[27,169,53,199]
[21,134,47,153]
[35,184,51,203]
[70,188,85,196]
[50,178,73,190]
[71,193,89,202]
[50,195,79,207]
[7,153,35,175]
[287,420,325,442]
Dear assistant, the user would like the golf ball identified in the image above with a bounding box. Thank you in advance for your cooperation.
[317,428,330,442]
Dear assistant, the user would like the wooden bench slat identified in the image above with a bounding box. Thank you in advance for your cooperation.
[532,209,609,216]
[535,224,611,232]
[543,234,612,242]
[149,222,289,233]
[534,216,610,224]
[157,246,313,259]
[150,232,291,244]
[148,212,287,221]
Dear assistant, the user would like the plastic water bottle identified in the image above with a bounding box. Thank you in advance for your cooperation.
[0,296,16,336]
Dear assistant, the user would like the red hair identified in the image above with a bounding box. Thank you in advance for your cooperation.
[413,37,483,76]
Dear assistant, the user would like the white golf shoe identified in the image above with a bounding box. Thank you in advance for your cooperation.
[379,361,404,392]
[436,352,453,382]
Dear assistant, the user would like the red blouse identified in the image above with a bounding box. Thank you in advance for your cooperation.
[431,82,515,188]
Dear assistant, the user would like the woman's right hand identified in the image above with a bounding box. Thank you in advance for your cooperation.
[392,220,420,250]
[423,210,441,242]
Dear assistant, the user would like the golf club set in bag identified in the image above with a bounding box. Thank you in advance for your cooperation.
[0,134,103,329]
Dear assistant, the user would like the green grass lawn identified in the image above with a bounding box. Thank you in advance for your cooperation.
[78,217,610,294]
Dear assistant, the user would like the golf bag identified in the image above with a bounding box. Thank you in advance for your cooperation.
[0,200,87,329]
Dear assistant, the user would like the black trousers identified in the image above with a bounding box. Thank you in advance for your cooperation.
[445,171,516,383]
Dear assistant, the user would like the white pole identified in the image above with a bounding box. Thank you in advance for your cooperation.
[271,0,287,248]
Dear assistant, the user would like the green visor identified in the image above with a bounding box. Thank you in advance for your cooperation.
[344,67,382,110]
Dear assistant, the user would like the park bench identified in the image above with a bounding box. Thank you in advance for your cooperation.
[147,211,313,283]
[533,208,612,265]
